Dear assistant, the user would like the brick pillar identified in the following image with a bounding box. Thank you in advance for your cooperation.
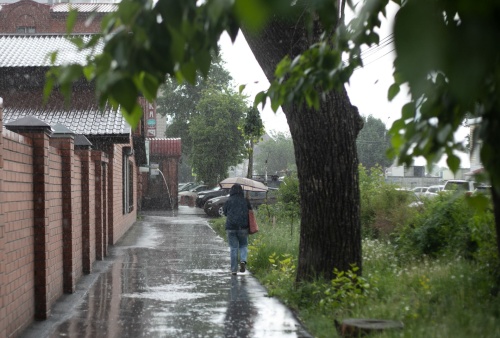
[102,162,108,256]
[5,116,52,320]
[76,148,92,274]
[91,151,108,260]
[0,97,6,337]
[51,125,76,293]
[107,147,114,245]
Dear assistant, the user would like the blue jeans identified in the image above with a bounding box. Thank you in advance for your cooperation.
[226,229,248,272]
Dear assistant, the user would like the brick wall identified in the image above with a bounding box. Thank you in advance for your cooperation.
[0,122,140,337]
[0,98,5,338]
[47,146,64,308]
[0,1,103,34]
[109,144,137,244]
[1,130,34,337]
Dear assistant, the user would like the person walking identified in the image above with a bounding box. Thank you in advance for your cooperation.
[223,183,252,275]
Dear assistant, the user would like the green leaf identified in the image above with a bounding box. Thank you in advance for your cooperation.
[121,103,143,129]
[137,72,159,102]
[195,51,212,78]
[66,9,78,34]
[49,51,58,65]
[43,75,55,105]
[254,91,267,108]
[390,118,405,132]
[401,102,415,120]
[391,133,404,149]
[239,84,246,94]
[446,154,460,173]
[58,64,83,85]
[180,61,197,84]
[82,65,95,81]
[270,95,281,112]
[437,123,452,144]
[388,83,400,101]
[156,0,183,30]
[234,0,270,31]
[169,28,186,62]
[117,0,142,25]
[275,56,291,78]
[68,36,85,49]
[109,78,138,114]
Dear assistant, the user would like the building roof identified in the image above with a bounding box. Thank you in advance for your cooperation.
[149,138,182,157]
[0,1,117,13]
[51,3,117,13]
[0,34,102,67]
[3,105,131,136]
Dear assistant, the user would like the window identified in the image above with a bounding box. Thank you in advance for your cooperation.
[123,149,134,214]
[16,26,36,34]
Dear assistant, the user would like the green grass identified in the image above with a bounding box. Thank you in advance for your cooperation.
[210,211,500,338]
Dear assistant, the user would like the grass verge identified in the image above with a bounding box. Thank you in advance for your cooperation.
[210,210,500,338]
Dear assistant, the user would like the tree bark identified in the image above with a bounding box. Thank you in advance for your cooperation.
[242,17,363,281]
[247,140,254,179]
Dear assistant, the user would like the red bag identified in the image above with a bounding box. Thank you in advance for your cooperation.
[248,210,259,234]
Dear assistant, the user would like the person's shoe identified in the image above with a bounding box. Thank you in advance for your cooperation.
[239,261,246,273]
[231,271,237,275]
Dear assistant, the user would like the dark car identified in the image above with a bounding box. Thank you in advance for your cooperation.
[195,187,229,208]
[203,189,278,217]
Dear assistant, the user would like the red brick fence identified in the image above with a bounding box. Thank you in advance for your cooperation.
[0,99,137,337]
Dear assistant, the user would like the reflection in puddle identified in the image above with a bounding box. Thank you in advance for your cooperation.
[123,283,215,302]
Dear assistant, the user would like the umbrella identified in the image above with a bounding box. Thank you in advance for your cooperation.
[219,177,268,192]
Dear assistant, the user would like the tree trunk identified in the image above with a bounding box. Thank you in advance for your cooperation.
[242,17,363,281]
[247,140,254,179]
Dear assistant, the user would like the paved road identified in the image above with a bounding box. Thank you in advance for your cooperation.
[21,207,311,338]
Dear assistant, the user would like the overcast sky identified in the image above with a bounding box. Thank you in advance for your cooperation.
[219,3,471,168]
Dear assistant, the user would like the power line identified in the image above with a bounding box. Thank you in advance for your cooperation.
[342,34,395,70]
[362,48,395,68]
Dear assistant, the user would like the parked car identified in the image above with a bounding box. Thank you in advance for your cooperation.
[423,185,445,197]
[396,188,423,207]
[178,184,209,206]
[179,182,198,192]
[474,185,492,195]
[195,187,229,208]
[203,189,278,217]
[443,180,478,193]
[412,186,428,196]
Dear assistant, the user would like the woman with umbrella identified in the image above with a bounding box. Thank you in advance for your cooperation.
[223,183,252,275]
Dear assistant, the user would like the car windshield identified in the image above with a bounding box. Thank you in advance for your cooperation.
[446,182,470,191]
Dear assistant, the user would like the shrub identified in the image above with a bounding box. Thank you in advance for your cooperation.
[359,164,419,238]
[393,193,497,263]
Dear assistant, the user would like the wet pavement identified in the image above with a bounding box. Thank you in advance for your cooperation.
[21,206,311,338]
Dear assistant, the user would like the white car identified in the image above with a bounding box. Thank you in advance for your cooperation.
[443,180,477,192]
[412,187,428,196]
[424,185,444,197]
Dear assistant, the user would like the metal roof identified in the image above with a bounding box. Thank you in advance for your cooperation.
[0,34,102,67]
[0,2,117,13]
[3,105,131,136]
[51,3,117,13]
[149,138,182,157]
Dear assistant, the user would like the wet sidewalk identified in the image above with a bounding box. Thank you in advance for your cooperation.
[21,207,311,338]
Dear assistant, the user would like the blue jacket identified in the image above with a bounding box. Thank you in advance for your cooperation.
[223,184,252,230]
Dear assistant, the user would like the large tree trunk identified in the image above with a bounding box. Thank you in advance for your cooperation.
[242,17,363,281]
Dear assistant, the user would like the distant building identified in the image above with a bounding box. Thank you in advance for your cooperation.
[385,164,442,188]
[466,118,484,179]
